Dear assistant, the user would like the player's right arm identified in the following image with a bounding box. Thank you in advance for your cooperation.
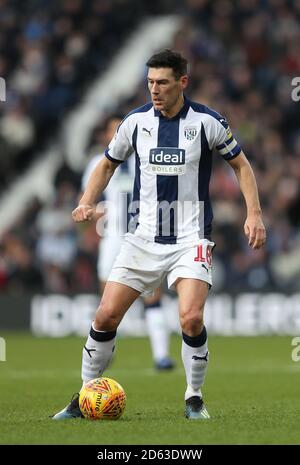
[73,114,134,223]
[72,157,118,223]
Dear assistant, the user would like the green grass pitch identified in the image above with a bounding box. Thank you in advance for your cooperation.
[0,333,299,444]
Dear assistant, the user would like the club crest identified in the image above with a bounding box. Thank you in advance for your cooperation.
[184,126,197,141]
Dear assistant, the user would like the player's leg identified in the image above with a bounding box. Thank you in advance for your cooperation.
[82,281,140,382]
[176,278,210,419]
[98,235,160,369]
[167,238,214,419]
[143,287,174,370]
[52,234,165,420]
[52,281,140,420]
[79,235,126,383]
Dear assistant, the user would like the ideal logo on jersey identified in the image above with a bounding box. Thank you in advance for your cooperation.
[148,148,186,175]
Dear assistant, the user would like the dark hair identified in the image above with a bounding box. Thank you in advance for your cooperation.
[146,49,187,80]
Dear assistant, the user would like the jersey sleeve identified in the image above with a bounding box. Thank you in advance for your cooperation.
[105,117,134,164]
[213,116,242,160]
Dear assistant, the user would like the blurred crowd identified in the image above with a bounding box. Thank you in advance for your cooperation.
[0,0,169,188]
[1,0,300,295]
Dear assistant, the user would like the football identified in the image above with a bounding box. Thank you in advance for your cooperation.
[79,377,126,420]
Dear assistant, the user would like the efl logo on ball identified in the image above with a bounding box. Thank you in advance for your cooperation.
[79,377,126,420]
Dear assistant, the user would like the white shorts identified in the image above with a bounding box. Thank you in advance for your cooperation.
[107,233,214,296]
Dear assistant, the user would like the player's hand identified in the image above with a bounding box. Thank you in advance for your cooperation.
[244,214,266,249]
[72,204,97,223]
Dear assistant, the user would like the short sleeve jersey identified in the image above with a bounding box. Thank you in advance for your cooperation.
[105,97,241,244]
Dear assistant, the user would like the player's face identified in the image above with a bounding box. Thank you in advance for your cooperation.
[147,67,188,117]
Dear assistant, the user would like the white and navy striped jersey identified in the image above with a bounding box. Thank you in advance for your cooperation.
[105,96,241,244]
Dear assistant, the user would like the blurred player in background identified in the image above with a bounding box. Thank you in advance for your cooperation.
[53,49,266,421]
[81,114,174,371]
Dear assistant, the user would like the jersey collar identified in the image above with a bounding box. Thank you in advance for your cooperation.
[153,95,190,120]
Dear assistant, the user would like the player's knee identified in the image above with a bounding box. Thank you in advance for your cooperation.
[94,300,120,331]
[180,305,204,335]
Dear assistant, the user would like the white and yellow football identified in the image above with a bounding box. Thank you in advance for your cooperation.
[79,377,126,420]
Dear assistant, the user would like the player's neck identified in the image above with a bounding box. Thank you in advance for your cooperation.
[161,95,184,119]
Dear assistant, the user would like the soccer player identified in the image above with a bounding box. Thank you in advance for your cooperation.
[81,114,174,370]
[53,49,266,420]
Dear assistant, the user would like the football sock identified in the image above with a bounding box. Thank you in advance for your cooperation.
[181,327,209,400]
[144,301,169,362]
[81,322,116,384]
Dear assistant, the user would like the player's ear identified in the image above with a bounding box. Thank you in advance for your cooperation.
[180,75,188,89]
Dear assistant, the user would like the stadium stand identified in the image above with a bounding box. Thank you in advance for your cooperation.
[0,0,180,188]
[1,0,300,295]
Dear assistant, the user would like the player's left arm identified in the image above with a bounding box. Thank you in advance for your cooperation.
[227,151,266,249]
